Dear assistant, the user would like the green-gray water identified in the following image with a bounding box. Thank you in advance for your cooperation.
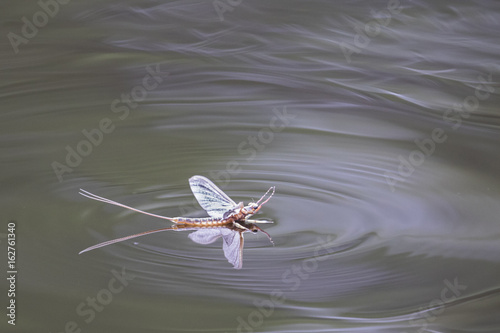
[1,1,499,332]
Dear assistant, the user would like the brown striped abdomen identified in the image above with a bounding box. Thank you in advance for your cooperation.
[171,217,231,228]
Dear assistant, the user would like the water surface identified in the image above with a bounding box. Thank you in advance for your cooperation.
[1,1,500,332]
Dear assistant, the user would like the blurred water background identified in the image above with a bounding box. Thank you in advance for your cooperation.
[1,0,500,332]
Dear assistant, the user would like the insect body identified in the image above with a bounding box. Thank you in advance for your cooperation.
[79,175,275,269]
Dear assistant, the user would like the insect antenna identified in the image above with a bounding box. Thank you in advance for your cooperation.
[256,186,275,207]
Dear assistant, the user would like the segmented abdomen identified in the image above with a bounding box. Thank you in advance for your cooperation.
[172,217,229,228]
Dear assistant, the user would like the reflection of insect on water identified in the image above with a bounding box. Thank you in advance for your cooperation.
[79,175,275,269]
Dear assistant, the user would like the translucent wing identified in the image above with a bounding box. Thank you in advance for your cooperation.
[188,229,224,244]
[221,229,244,269]
[189,176,238,219]
[188,228,244,269]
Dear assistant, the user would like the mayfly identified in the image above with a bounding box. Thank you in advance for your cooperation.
[79,175,275,269]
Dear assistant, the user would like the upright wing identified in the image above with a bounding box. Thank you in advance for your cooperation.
[221,229,244,269]
[189,175,237,219]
